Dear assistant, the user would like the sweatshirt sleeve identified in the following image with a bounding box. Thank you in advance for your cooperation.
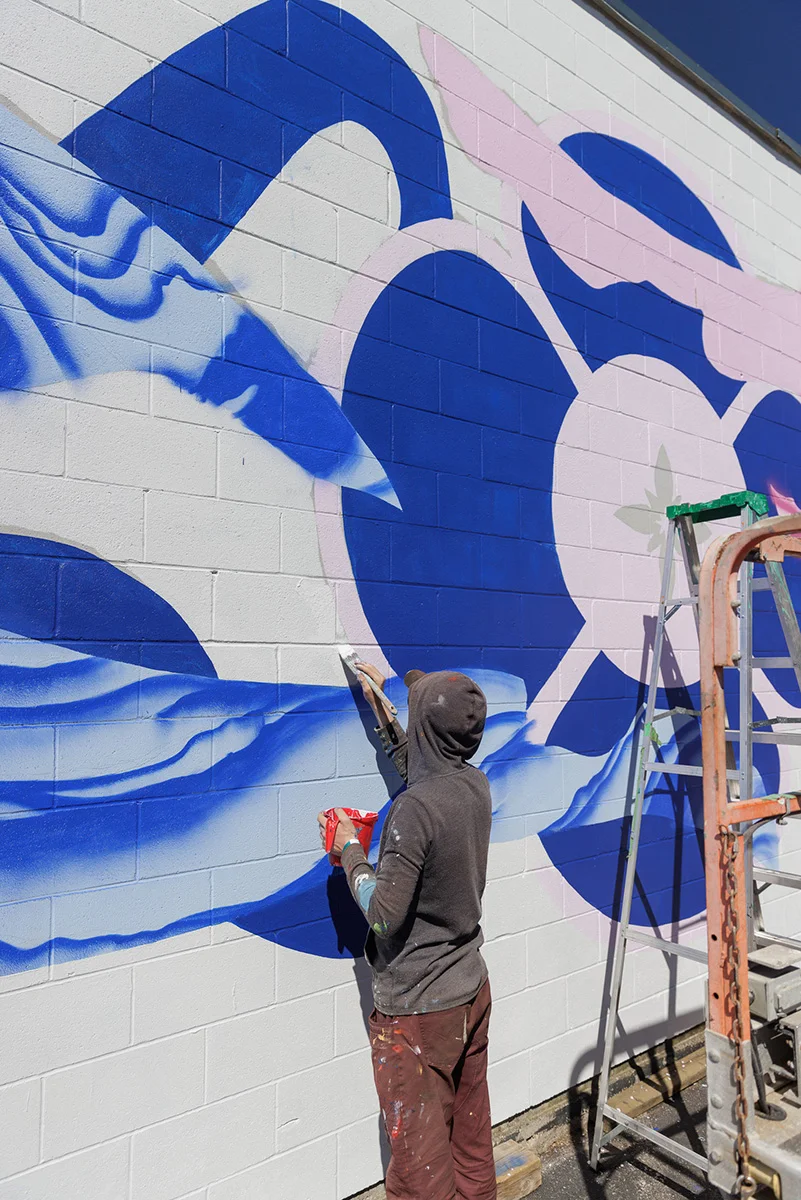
[375,718,408,782]
[341,794,428,939]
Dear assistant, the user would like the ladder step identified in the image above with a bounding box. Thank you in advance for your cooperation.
[653,707,700,721]
[756,931,801,955]
[645,761,701,777]
[752,576,771,591]
[723,727,801,745]
[645,761,738,780]
[741,731,801,746]
[666,489,768,524]
[601,1106,709,1173]
[625,929,708,964]
[753,657,795,669]
[754,868,801,891]
[727,727,801,740]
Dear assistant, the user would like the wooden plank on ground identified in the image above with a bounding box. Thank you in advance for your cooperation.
[494,1139,542,1199]
[612,1046,707,1120]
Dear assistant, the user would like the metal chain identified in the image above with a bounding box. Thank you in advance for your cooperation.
[719,825,757,1199]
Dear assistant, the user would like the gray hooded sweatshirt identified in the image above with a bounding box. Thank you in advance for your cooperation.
[341,670,492,1015]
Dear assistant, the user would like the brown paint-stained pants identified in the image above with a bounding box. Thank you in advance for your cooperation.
[369,979,496,1200]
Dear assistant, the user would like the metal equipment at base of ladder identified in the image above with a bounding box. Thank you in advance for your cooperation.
[590,491,801,1199]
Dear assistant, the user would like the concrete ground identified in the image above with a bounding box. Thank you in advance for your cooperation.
[537,1080,718,1199]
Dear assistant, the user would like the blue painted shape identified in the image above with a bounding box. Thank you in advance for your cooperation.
[392,526,482,588]
[288,0,392,110]
[0,803,138,905]
[342,251,583,701]
[541,656,779,924]
[66,0,451,262]
[0,655,376,969]
[393,408,482,477]
[0,535,215,677]
[547,652,643,756]
[0,726,55,813]
[0,308,27,390]
[521,202,743,418]
[232,799,393,957]
[0,845,376,967]
[0,10,789,967]
[542,811,705,925]
[150,62,284,179]
[349,337,440,413]
[0,104,395,504]
[496,1154,527,1173]
[441,360,521,431]
[561,133,740,269]
[50,872,213,961]
[0,644,776,964]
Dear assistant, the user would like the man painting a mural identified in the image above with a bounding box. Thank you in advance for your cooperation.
[319,664,495,1200]
[10,0,801,1196]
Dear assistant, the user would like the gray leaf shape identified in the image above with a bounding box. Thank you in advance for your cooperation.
[616,503,661,536]
[654,446,674,504]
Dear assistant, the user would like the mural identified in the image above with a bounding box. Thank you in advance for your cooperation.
[1,0,800,975]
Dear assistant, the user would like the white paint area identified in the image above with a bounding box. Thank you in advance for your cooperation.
[553,356,746,684]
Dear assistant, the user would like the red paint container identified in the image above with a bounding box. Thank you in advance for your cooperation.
[324,807,378,865]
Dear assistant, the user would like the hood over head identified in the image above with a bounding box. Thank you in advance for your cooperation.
[406,670,487,785]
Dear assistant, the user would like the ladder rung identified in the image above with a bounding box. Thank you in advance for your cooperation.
[753,656,795,669]
[755,931,801,955]
[752,576,771,591]
[625,929,708,964]
[646,761,701,777]
[653,707,700,721]
[667,596,697,606]
[753,731,801,746]
[726,728,801,745]
[645,761,738,780]
[754,868,801,891]
[602,1106,709,1173]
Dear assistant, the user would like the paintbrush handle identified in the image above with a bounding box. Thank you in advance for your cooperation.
[358,669,398,717]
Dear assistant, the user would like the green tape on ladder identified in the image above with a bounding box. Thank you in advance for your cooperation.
[666,490,768,524]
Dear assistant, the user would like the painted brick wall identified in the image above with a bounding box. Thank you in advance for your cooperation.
[2,1,801,1197]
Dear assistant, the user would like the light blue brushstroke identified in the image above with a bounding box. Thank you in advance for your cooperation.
[0,625,725,971]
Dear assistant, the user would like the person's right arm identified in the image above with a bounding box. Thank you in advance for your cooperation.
[356,661,408,783]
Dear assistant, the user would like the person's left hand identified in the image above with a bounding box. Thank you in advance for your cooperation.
[317,808,358,860]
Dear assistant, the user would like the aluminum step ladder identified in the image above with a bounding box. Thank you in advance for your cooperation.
[589,490,801,1193]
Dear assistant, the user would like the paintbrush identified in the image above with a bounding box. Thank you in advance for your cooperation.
[337,645,398,716]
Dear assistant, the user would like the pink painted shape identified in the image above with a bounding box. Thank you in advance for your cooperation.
[423,32,801,400]
[768,483,801,538]
[770,483,801,516]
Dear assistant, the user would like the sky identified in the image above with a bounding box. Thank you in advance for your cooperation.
[618,0,801,146]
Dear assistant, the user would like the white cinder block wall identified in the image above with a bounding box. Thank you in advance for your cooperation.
[2,0,801,1196]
